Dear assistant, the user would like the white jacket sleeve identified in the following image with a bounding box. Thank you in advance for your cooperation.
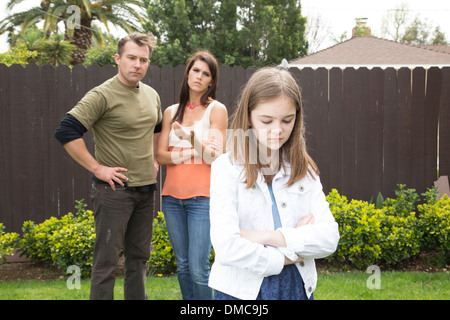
[278,175,340,259]
[209,155,285,277]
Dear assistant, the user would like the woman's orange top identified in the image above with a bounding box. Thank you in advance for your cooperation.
[161,102,216,199]
[161,150,212,198]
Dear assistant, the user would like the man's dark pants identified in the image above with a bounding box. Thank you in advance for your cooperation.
[90,182,155,300]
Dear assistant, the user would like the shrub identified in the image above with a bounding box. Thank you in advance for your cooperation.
[326,185,425,269]
[378,210,421,266]
[378,185,422,266]
[149,212,177,275]
[0,43,38,66]
[326,189,382,269]
[0,224,21,263]
[21,217,64,264]
[417,194,450,264]
[20,200,95,277]
[48,200,95,277]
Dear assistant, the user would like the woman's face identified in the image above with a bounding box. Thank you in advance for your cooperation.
[187,60,213,95]
[249,95,297,151]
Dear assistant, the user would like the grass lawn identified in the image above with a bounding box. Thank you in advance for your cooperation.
[0,271,448,300]
[316,271,449,300]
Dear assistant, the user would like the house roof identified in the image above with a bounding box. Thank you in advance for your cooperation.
[288,36,450,69]
[416,45,450,54]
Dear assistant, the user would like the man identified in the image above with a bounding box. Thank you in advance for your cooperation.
[55,32,162,300]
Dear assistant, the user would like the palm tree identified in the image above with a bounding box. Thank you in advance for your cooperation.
[0,0,145,65]
[39,34,77,66]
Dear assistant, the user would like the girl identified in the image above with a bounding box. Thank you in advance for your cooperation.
[157,51,228,300]
[209,67,339,300]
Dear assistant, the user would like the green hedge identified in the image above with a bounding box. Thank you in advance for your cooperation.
[326,185,449,269]
[148,211,177,275]
[17,200,177,277]
[418,193,450,258]
[0,224,21,263]
[1,185,448,275]
[20,200,95,277]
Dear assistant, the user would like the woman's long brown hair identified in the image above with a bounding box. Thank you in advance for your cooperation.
[172,50,219,124]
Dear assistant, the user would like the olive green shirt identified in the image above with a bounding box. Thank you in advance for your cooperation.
[68,75,162,187]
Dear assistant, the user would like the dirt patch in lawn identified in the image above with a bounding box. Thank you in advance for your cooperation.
[0,262,64,282]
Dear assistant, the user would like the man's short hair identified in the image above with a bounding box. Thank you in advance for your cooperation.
[117,32,157,58]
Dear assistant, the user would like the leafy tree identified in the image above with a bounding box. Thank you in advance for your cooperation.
[84,42,118,67]
[144,0,308,67]
[304,10,331,53]
[0,0,145,65]
[381,2,447,45]
[431,26,447,45]
[144,0,218,66]
[402,17,447,45]
[401,16,431,45]
[381,2,409,42]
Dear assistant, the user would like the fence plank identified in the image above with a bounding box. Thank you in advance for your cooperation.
[397,67,413,188]
[41,65,59,219]
[313,68,330,192]
[367,67,384,199]
[355,68,374,200]
[147,65,161,98]
[12,65,44,231]
[410,68,427,194]
[424,67,441,189]
[439,67,450,178]
[297,68,315,162]
[342,68,358,198]
[218,65,233,111]
[160,65,176,110]
[0,64,13,230]
[231,66,246,114]
[55,65,78,218]
[327,67,343,193]
[383,68,399,198]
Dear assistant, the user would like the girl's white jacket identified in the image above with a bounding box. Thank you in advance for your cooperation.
[208,153,340,300]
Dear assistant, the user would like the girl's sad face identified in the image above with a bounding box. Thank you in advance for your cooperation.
[250,95,297,151]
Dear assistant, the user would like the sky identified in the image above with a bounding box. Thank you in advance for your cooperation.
[1,0,449,54]
[301,0,450,51]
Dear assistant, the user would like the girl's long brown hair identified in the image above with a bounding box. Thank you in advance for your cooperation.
[172,50,219,124]
[227,67,319,188]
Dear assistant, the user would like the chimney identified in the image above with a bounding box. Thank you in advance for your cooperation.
[352,18,371,37]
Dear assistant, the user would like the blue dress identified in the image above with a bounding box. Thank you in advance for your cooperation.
[214,184,313,300]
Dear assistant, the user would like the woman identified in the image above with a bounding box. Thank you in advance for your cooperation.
[209,67,340,300]
[157,51,228,300]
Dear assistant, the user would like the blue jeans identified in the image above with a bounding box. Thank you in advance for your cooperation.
[162,195,213,300]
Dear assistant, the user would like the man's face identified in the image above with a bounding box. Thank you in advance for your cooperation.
[115,41,150,87]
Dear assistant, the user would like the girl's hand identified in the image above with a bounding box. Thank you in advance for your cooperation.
[282,214,314,265]
[284,255,303,265]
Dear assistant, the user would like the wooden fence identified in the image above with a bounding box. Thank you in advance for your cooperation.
[1,64,449,233]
